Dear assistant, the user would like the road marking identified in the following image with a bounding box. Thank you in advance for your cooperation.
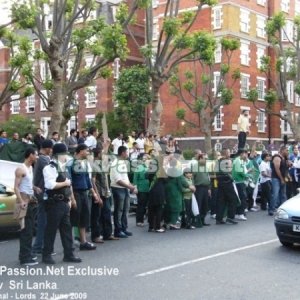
[135,239,278,277]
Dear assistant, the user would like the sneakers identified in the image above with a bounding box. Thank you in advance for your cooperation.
[63,256,82,263]
[124,231,133,236]
[211,214,216,219]
[235,214,247,221]
[136,223,144,227]
[155,228,166,233]
[42,256,56,264]
[79,242,96,251]
[226,218,238,225]
[31,255,38,261]
[21,259,39,266]
[249,207,259,212]
[216,220,226,225]
[115,232,128,238]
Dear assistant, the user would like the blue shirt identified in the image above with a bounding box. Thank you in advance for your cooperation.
[0,137,8,145]
[67,159,92,190]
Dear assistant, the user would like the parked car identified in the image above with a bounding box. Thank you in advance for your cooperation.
[0,160,22,235]
[0,183,19,233]
[274,194,300,247]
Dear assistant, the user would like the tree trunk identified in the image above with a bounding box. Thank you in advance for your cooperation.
[203,129,213,157]
[47,83,66,139]
[147,80,162,135]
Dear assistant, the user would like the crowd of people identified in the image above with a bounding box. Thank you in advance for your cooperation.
[11,126,300,266]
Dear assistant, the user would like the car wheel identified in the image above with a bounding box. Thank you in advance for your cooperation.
[279,240,293,247]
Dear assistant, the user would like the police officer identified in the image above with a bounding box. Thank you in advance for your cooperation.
[42,143,81,264]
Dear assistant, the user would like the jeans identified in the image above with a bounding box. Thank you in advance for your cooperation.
[43,201,74,258]
[235,183,247,215]
[271,178,287,212]
[260,181,272,210]
[136,192,148,224]
[216,182,237,221]
[112,187,129,235]
[32,200,47,253]
[238,132,247,150]
[195,185,209,218]
[91,196,113,240]
[19,203,37,263]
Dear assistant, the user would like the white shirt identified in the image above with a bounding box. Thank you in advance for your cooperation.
[135,138,145,153]
[19,164,34,195]
[259,160,271,183]
[112,138,123,155]
[110,159,130,188]
[43,161,67,190]
[84,135,97,149]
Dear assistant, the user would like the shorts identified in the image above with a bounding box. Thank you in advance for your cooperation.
[70,190,91,228]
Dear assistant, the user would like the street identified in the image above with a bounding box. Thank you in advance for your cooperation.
[0,211,299,300]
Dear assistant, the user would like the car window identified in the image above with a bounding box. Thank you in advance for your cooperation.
[0,184,7,194]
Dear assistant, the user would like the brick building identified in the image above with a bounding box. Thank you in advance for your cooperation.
[156,0,300,151]
[0,0,300,150]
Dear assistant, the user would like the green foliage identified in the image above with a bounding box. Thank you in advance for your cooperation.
[182,148,194,160]
[232,68,241,80]
[43,79,54,90]
[184,71,194,80]
[174,34,193,50]
[247,89,258,103]
[220,64,230,75]
[266,12,286,38]
[176,108,186,120]
[295,82,300,96]
[193,31,216,64]
[183,80,194,92]
[98,66,113,79]
[0,115,36,138]
[260,56,271,72]
[181,11,195,25]
[221,88,233,105]
[199,0,218,5]
[12,3,37,29]
[115,65,151,130]
[194,98,205,112]
[264,89,277,107]
[9,80,22,92]
[201,74,210,84]
[221,38,240,51]
[22,86,34,97]
[81,112,130,139]
[163,18,181,36]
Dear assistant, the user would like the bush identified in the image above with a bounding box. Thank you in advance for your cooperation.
[0,115,36,138]
[182,148,194,160]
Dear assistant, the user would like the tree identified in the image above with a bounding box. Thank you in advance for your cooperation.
[169,36,240,153]
[126,0,217,135]
[0,4,37,107]
[248,12,300,140]
[0,115,36,138]
[9,0,145,136]
[114,65,151,130]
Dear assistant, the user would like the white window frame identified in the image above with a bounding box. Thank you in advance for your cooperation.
[282,20,294,42]
[152,19,159,41]
[240,9,250,33]
[86,114,95,123]
[113,58,120,79]
[67,60,73,80]
[281,0,290,13]
[152,0,159,8]
[26,95,35,113]
[214,40,222,63]
[240,40,250,66]
[67,116,76,131]
[11,95,20,114]
[213,71,221,97]
[212,6,222,30]
[40,90,48,111]
[257,0,266,6]
[85,56,94,69]
[85,86,97,108]
[256,16,266,38]
[213,106,224,131]
[296,0,300,15]
[240,74,250,98]
[257,77,266,101]
[280,111,292,135]
[256,45,266,69]
[40,117,51,138]
[257,110,266,133]
[39,62,47,81]
[287,80,294,103]
[295,94,300,106]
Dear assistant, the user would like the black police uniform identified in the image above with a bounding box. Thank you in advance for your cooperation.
[42,161,76,261]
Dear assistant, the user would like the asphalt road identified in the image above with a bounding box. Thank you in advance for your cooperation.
[0,211,299,300]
